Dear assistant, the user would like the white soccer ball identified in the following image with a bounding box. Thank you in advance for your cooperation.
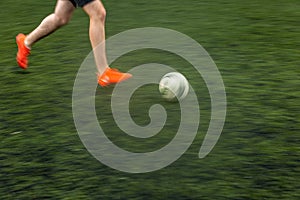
[159,72,189,101]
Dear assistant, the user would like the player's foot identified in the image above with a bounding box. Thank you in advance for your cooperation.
[16,33,31,69]
[98,68,132,87]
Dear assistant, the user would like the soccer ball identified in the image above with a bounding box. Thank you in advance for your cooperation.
[159,72,189,101]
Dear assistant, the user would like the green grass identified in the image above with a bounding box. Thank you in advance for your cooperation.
[1,0,299,199]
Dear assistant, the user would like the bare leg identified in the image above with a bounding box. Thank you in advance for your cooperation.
[83,0,107,74]
[25,0,75,48]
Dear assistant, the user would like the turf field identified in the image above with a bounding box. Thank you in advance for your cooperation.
[1,0,299,199]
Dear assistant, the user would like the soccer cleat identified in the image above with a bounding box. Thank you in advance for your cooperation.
[16,33,31,69]
[98,68,132,87]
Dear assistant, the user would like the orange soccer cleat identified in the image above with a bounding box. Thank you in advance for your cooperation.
[98,68,132,87]
[16,33,31,69]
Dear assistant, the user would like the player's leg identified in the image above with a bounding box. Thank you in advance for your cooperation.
[25,0,75,47]
[82,0,107,73]
[82,0,132,86]
[16,0,75,69]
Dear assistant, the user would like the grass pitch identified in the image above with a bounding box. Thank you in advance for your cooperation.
[0,0,299,199]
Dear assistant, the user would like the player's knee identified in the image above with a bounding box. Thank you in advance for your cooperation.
[91,7,106,23]
[55,15,70,27]
[100,7,106,22]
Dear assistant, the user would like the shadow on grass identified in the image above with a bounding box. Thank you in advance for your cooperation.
[13,70,32,75]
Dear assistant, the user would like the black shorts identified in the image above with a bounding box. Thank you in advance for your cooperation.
[69,0,95,7]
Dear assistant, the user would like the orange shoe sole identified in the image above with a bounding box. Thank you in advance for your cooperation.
[98,68,132,87]
[16,33,30,69]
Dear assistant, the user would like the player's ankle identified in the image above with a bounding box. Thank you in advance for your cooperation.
[24,38,32,50]
[98,66,110,75]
